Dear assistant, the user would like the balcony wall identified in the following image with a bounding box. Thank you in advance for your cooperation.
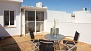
[0,0,23,2]
[45,10,91,44]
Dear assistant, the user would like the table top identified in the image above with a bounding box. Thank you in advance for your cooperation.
[44,34,65,41]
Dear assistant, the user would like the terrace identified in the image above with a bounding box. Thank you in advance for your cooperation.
[0,32,91,51]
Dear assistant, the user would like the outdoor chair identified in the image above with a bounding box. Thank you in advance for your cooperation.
[29,28,39,51]
[50,28,59,34]
[62,31,80,51]
[39,39,55,51]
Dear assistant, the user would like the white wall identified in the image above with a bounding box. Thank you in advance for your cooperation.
[45,10,72,32]
[45,10,91,44]
[46,22,91,44]
[73,11,91,23]
[0,0,23,2]
[0,2,21,37]
[47,10,72,22]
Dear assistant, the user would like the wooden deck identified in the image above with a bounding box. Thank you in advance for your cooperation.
[0,33,91,51]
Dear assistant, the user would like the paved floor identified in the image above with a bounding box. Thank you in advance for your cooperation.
[0,33,91,51]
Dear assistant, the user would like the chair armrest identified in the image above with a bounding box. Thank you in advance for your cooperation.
[64,36,74,40]
[69,40,78,43]
[65,36,74,38]
[63,39,78,44]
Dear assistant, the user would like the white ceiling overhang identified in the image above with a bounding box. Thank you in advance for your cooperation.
[21,6,48,11]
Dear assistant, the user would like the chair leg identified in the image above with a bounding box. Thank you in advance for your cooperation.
[73,47,77,51]
[34,46,39,51]
[30,41,39,51]
[68,44,77,51]
[61,46,68,51]
[62,45,77,51]
[54,41,61,50]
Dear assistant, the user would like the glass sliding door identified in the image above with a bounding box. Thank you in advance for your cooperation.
[36,22,44,32]
[36,11,44,32]
[25,11,35,34]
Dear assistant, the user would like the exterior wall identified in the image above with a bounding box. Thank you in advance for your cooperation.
[47,10,72,22]
[44,10,72,32]
[0,0,23,2]
[44,11,47,32]
[0,2,21,37]
[45,10,91,44]
[73,11,91,23]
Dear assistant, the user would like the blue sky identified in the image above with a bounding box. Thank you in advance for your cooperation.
[22,0,91,13]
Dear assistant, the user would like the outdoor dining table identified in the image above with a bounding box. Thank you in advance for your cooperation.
[44,34,65,41]
[44,34,65,50]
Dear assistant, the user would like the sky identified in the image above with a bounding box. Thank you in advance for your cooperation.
[22,0,91,13]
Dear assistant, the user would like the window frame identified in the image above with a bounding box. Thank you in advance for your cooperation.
[4,10,15,27]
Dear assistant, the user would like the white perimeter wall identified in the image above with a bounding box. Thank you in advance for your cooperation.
[0,2,21,37]
[73,11,91,23]
[45,10,91,44]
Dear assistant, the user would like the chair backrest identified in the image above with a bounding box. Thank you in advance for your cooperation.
[50,28,53,34]
[39,39,54,51]
[73,31,80,41]
[56,28,59,34]
[50,28,59,34]
[29,28,34,39]
[39,39,54,43]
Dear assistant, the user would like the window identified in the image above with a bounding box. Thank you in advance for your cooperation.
[28,11,35,21]
[25,11,44,21]
[36,11,44,21]
[4,10,14,26]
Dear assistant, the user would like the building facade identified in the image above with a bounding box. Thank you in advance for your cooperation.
[0,0,23,36]
[0,1,91,44]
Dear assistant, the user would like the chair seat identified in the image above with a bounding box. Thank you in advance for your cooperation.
[63,40,75,45]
